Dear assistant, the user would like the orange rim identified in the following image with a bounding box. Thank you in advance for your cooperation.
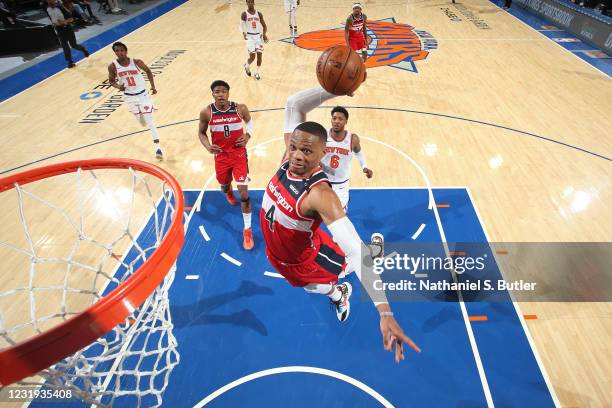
[0,158,184,386]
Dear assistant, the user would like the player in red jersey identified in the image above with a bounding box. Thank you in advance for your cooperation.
[345,2,369,62]
[198,80,254,250]
[261,121,421,363]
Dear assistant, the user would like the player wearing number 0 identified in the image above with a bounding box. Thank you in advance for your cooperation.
[108,42,163,159]
[198,80,254,250]
[320,106,373,211]
[260,121,420,363]
[240,0,268,80]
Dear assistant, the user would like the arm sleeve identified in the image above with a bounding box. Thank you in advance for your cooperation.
[327,217,389,306]
[354,150,367,169]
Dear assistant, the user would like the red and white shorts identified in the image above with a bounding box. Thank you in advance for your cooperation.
[266,230,347,287]
[214,150,249,186]
[349,34,366,53]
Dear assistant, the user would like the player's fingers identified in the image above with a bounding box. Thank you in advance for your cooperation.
[395,341,403,363]
[393,330,421,353]
[383,332,392,351]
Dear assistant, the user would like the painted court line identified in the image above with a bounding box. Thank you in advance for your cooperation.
[465,187,561,407]
[199,225,210,241]
[194,366,394,408]
[221,252,242,267]
[264,271,285,279]
[469,316,489,322]
[411,223,426,240]
[185,275,199,280]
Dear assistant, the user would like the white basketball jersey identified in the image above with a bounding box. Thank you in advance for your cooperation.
[113,58,146,94]
[320,130,353,184]
[245,10,263,34]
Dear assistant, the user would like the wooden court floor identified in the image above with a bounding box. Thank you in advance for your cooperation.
[0,0,610,406]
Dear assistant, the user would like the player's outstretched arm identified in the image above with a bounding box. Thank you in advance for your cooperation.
[304,184,421,362]
[198,107,221,154]
[134,59,157,94]
[351,134,373,178]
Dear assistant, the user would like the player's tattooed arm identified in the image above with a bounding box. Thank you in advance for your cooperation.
[134,59,157,94]
[344,17,351,47]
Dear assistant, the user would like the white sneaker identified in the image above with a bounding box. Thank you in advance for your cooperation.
[254,73,260,80]
[155,147,164,160]
[332,282,352,322]
[244,63,251,77]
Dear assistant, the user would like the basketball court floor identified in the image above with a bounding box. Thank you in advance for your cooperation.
[0,0,610,407]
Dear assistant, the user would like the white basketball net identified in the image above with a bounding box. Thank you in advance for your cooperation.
[0,165,181,407]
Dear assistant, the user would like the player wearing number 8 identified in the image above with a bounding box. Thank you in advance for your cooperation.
[320,106,373,211]
[108,42,164,160]
[198,80,255,250]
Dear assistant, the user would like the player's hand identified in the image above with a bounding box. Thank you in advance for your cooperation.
[235,133,251,147]
[243,33,247,40]
[206,144,222,154]
[379,313,421,363]
[151,87,157,95]
[119,84,126,91]
[263,34,269,43]
[363,168,373,178]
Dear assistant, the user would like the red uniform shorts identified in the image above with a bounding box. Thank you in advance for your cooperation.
[214,150,249,186]
[349,34,366,52]
[267,230,347,287]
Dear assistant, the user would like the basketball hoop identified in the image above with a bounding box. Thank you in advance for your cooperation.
[0,158,184,406]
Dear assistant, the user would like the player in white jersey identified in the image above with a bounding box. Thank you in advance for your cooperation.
[320,106,373,210]
[108,42,163,159]
[240,0,268,80]
[284,0,299,37]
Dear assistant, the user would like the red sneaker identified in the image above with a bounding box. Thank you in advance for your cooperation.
[225,189,237,206]
[243,228,254,250]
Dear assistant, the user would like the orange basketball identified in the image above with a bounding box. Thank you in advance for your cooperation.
[316,45,365,96]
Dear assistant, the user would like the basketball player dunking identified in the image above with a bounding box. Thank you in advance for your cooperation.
[345,3,369,62]
[240,0,268,80]
[320,106,373,211]
[108,42,163,159]
[198,80,255,250]
[260,120,420,363]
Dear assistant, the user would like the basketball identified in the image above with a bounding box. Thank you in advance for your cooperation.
[316,45,365,96]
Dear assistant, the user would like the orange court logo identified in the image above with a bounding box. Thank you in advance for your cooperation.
[281,18,437,73]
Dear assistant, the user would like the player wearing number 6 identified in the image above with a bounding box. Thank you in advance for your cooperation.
[198,80,255,250]
[108,42,164,160]
[320,106,373,211]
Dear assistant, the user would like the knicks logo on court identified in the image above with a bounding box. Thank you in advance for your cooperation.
[281,18,437,73]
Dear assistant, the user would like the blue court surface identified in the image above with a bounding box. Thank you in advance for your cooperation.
[164,188,556,407]
[31,187,557,407]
